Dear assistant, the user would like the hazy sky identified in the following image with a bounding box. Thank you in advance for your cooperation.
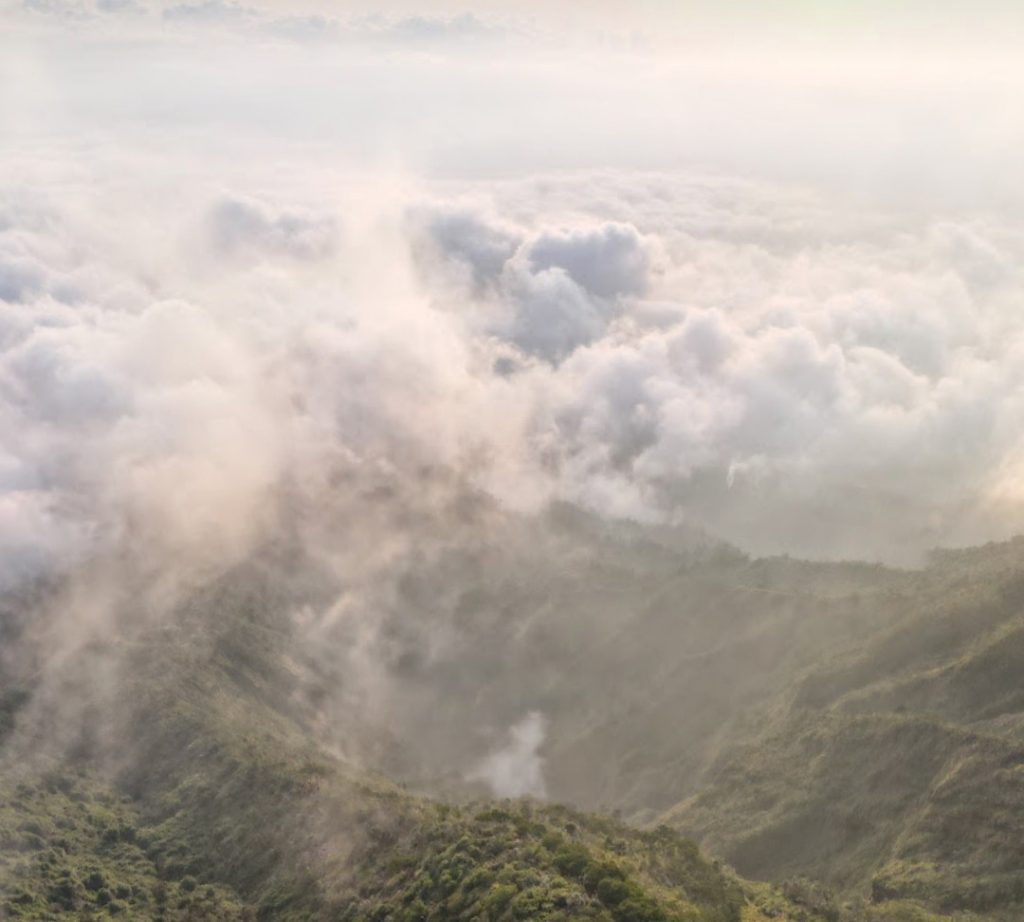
[3,0,1024,573]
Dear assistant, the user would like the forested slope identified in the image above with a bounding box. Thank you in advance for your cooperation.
[5,517,1024,920]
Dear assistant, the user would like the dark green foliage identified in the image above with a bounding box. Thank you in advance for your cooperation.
[341,801,744,922]
[0,772,249,920]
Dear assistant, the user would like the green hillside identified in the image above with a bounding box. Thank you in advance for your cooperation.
[0,551,833,922]
[663,540,1024,916]
[4,521,1024,921]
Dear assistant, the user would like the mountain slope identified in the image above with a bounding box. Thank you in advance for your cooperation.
[664,540,1024,915]
[6,520,1024,920]
[0,552,833,922]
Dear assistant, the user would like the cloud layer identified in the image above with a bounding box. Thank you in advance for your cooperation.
[5,3,1024,602]
[407,173,1024,560]
[4,153,1024,596]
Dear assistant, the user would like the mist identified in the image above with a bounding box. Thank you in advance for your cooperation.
[5,6,1024,911]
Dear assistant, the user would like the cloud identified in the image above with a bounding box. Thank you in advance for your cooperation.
[205,196,338,261]
[257,13,339,42]
[162,0,252,24]
[5,161,1024,577]
[526,223,650,299]
[0,255,47,303]
[83,2,513,49]
[358,13,507,46]
[334,171,1024,561]
[502,222,652,361]
[20,0,89,18]
[0,491,90,591]
[408,205,521,295]
[468,711,547,799]
[502,260,614,363]
[412,208,653,363]
[0,165,550,599]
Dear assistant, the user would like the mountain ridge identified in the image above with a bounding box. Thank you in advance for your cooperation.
[4,518,1024,919]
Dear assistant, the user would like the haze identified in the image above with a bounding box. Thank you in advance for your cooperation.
[6,5,1024,921]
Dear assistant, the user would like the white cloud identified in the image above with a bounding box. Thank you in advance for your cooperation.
[526,223,650,299]
[162,0,251,23]
[8,158,1024,574]
[468,711,547,799]
[205,196,338,261]
[6,6,1024,576]
[399,171,1024,561]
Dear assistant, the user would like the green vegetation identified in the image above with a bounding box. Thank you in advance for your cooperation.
[344,805,745,922]
[0,547,839,922]
[6,524,1024,920]
[663,539,1024,918]
[0,770,248,919]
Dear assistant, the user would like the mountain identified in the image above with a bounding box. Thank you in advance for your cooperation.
[4,511,1024,920]
[0,549,829,922]
[663,540,1024,916]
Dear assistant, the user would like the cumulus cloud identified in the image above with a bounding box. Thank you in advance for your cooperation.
[502,260,612,363]
[499,222,652,361]
[6,2,1024,599]
[401,172,1024,560]
[205,196,338,261]
[526,223,650,299]
[409,206,521,295]
[7,157,1024,578]
[410,208,653,363]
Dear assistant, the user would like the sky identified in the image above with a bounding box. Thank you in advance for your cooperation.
[3,0,1024,577]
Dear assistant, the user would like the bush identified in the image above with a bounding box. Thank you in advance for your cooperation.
[84,870,108,892]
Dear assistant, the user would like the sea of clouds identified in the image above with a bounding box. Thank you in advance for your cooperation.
[6,155,1024,586]
[5,0,1024,600]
